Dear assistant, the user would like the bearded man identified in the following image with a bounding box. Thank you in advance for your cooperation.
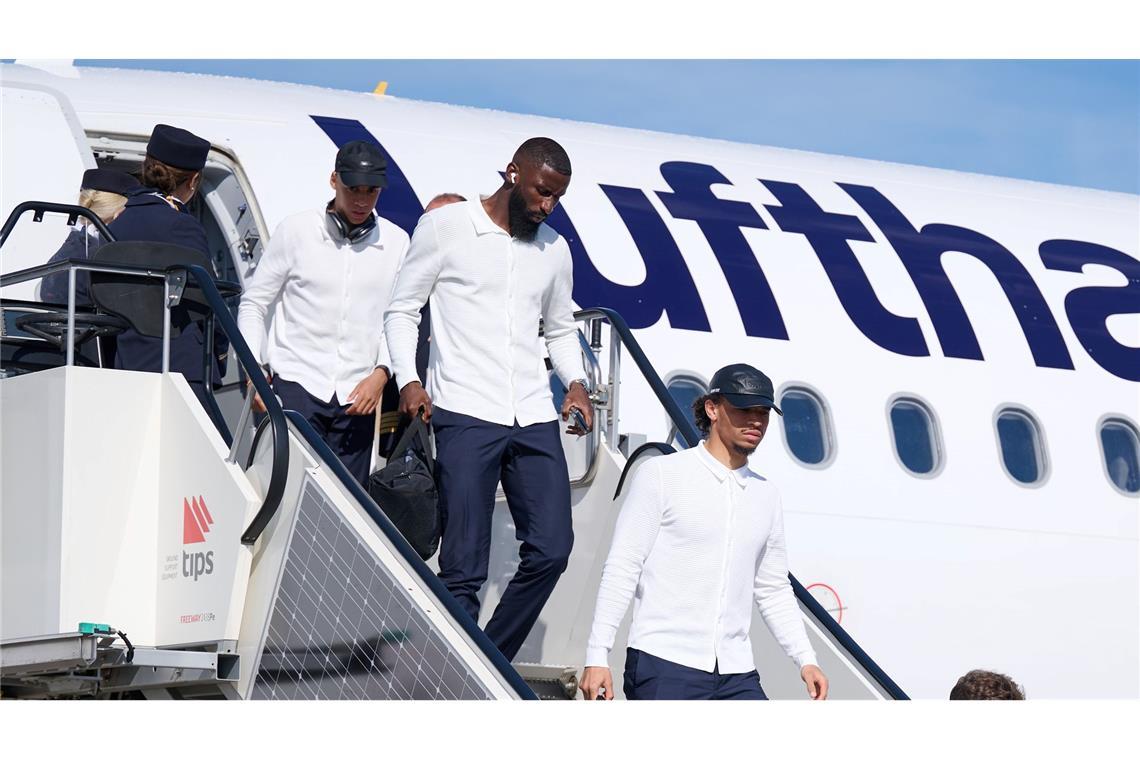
[383,137,592,661]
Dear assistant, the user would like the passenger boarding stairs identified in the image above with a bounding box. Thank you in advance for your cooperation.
[0,203,906,700]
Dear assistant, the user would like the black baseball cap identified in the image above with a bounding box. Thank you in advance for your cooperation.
[146,124,210,171]
[81,168,140,195]
[709,363,782,415]
[335,141,388,188]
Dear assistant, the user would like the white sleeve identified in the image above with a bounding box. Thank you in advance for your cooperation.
[543,242,586,389]
[375,230,410,371]
[236,219,292,365]
[753,501,818,670]
[584,462,664,668]
[384,213,441,390]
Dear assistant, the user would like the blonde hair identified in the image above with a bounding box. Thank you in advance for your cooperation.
[78,188,129,225]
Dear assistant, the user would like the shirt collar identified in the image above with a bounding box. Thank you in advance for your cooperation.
[696,441,751,488]
[467,196,509,237]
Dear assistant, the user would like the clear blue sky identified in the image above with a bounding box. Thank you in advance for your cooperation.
[75,60,1140,194]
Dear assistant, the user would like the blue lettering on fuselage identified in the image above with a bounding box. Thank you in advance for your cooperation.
[1039,240,1140,382]
[656,162,788,340]
[313,117,1139,382]
[761,179,929,357]
[545,184,711,332]
[840,183,1075,370]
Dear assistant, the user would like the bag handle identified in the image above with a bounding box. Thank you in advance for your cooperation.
[390,408,434,474]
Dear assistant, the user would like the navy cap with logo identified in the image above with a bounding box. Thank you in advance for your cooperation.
[146,124,210,171]
[81,168,140,196]
[335,141,389,188]
[709,363,783,415]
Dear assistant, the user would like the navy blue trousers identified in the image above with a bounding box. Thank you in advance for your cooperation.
[431,407,573,661]
[272,376,375,486]
[623,648,768,700]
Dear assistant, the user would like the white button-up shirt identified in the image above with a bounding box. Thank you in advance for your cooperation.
[237,209,409,403]
[585,442,818,674]
[384,198,585,426]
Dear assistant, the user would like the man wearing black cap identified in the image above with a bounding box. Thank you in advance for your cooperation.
[580,363,829,701]
[107,124,230,410]
[238,140,409,485]
[41,167,140,305]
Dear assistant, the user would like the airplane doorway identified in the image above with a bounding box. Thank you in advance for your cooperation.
[87,131,270,427]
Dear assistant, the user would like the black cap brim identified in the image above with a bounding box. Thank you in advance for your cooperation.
[721,393,783,415]
[338,171,388,189]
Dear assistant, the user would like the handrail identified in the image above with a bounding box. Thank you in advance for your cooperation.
[573,306,700,445]
[0,201,116,247]
[178,264,289,546]
[0,258,288,548]
[612,441,677,499]
[577,306,909,700]
[789,574,908,699]
[278,410,538,700]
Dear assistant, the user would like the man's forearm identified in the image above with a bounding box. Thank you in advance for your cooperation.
[384,310,422,390]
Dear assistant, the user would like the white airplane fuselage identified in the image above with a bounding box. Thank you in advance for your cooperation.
[1,63,1136,698]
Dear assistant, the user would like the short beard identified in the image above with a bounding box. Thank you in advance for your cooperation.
[507,184,542,242]
[732,441,759,458]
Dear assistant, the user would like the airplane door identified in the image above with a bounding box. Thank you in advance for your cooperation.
[0,81,96,300]
[198,157,266,286]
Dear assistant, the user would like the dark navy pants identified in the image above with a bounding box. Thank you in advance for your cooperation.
[272,376,375,486]
[431,407,573,662]
[623,648,768,700]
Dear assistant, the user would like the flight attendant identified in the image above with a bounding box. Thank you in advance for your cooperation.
[40,167,139,305]
[108,124,228,410]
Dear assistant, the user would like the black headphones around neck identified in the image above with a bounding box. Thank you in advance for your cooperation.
[326,202,377,243]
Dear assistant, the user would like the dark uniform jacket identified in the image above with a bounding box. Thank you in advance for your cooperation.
[107,188,228,386]
[40,228,104,306]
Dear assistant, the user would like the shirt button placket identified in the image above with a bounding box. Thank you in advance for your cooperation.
[506,238,517,420]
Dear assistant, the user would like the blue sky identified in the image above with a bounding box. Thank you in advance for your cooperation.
[75,60,1140,194]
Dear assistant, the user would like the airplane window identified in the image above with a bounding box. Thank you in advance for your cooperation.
[1099,418,1140,494]
[996,408,1048,486]
[888,397,941,476]
[666,375,707,449]
[780,387,832,467]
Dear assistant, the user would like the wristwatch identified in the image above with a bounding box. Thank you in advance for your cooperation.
[568,378,590,393]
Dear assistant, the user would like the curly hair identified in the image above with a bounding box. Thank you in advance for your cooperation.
[949,670,1025,700]
[691,392,723,437]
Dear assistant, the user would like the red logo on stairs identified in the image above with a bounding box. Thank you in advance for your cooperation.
[183,496,214,545]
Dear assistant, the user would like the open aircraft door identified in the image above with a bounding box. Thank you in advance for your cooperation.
[1,76,96,300]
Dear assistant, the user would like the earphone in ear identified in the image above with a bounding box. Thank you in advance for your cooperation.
[510,173,517,183]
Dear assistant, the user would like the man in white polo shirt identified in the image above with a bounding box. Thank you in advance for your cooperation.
[238,141,409,485]
[384,137,592,661]
[580,363,829,700]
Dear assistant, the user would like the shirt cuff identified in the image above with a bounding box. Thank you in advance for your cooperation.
[793,650,819,671]
[584,645,611,669]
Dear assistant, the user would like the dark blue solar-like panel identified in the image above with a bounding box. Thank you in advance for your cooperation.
[250,479,494,700]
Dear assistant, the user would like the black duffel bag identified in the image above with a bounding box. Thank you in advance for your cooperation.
[367,414,440,561]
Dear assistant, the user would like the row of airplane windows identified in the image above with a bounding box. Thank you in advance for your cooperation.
[664,376,1140,495]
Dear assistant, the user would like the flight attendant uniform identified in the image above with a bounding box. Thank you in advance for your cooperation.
[105,125,228,411]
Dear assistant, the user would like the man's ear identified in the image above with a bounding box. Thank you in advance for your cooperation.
[329,171,338,190]
[506,162,520,184]
[705,398,718,423]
